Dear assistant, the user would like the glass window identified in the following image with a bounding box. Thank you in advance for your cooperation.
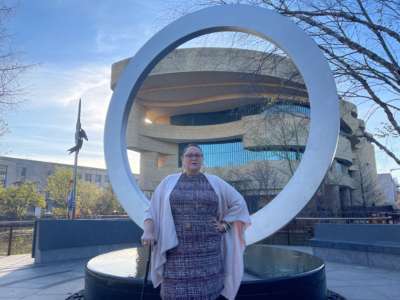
[95,174,102,184]
[264,103,310,118]
[21,167,27,177]
[179,140,303,168]
[0,165,7,186]
[85,173,92,182]
[335,161,341,174]
[171,101,310,126]
[335,161,350,175]
[341,164,348,174]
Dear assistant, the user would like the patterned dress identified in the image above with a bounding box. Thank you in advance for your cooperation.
[161,173,224,300]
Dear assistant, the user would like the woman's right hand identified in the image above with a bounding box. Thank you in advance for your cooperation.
[141,219,156,246]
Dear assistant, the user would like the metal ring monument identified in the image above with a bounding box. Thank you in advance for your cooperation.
[104,4,339,244]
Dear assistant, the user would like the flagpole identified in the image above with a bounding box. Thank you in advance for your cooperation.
[71,149,78,219]
[71,99,81,219]
[67,98,87,219]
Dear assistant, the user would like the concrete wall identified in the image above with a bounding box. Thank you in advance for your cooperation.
[33,219,142,264]
[111,48,304,89]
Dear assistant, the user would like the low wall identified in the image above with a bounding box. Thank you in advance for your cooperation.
[33,219,143,264]
[311,224,400,270]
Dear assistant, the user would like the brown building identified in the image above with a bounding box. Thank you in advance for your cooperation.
[112,47,382,216]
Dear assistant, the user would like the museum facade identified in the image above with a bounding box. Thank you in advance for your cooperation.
[111,47,382,216]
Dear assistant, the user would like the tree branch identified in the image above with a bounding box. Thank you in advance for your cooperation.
[320,45,400,136]
[363,132,400,165]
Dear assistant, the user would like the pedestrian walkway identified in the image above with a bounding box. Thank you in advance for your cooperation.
[0,254,84,300]
[276,245,400,300]
[1,246,399,300]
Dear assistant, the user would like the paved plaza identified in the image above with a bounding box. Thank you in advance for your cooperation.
[0,246,399,300]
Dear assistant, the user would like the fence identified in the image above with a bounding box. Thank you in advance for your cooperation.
[0,214,397,256]
[0,216,130,256]
[262,216,394,246]
[0,220,35,256]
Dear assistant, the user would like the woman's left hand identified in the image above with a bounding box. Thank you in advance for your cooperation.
[213,219,229,233]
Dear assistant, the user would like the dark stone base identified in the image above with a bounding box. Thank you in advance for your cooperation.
[84,245,330,300]
[67,289,346,300]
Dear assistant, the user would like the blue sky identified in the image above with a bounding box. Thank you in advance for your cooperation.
[2,0,177,173]
[1,1,399,180]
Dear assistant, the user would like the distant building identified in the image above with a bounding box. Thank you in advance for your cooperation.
[0,156,110,193]
[398,190,400,209]
[377,173,399,207]
[111,47,382,216]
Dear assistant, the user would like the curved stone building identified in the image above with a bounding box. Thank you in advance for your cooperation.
[111,47,381,216]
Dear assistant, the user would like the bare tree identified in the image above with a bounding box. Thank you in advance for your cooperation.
[352,158,385,207]
[189,0,400,165]
[264,110,308,176]
[243,99,309,179]
[0,3,30,135]
[223,161,280,213]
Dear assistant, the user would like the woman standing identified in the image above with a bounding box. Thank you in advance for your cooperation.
[141,144,251,300]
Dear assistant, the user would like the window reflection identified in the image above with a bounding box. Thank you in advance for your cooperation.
[179,140,302,168]
[171,102,309,126]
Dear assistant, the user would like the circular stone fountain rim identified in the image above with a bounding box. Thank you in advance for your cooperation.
[104,4,339,245]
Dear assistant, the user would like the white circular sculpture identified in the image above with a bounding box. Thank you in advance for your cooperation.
[104,4,339,245]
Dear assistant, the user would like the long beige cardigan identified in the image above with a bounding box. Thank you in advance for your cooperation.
[144,172,251,300]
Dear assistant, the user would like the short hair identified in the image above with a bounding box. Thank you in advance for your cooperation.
[182,143,203,156]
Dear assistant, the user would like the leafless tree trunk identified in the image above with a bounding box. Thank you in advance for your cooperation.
[352,157,385,207]
[264,111,308,176]
[224,161,280,213]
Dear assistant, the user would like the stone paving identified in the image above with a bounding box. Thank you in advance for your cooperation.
[277,245,400,300]
[0,255,84,300]
[0,246,399,300]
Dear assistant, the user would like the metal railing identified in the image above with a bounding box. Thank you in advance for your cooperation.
[0,216,130,256]
[263,215,395,246]
[0,220,35,256]
[0,214,397,256]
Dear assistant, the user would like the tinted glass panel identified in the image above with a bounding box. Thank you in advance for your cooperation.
[179,140,302,168]
[171,102,309,126]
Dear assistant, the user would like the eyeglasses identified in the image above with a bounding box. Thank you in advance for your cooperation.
[184,153,203,159]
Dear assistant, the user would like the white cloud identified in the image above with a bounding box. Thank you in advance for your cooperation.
[93,11,160,57]
[20,63,113,136]
[79,80,112,133]
[5,62,142,172]
[22,64,110,106]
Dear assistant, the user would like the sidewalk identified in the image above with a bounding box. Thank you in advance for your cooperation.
[0,255,84,300]
[1,246,399,300]
[276,245,400,300]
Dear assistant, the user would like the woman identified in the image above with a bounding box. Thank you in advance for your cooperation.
[141,144,251,300]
